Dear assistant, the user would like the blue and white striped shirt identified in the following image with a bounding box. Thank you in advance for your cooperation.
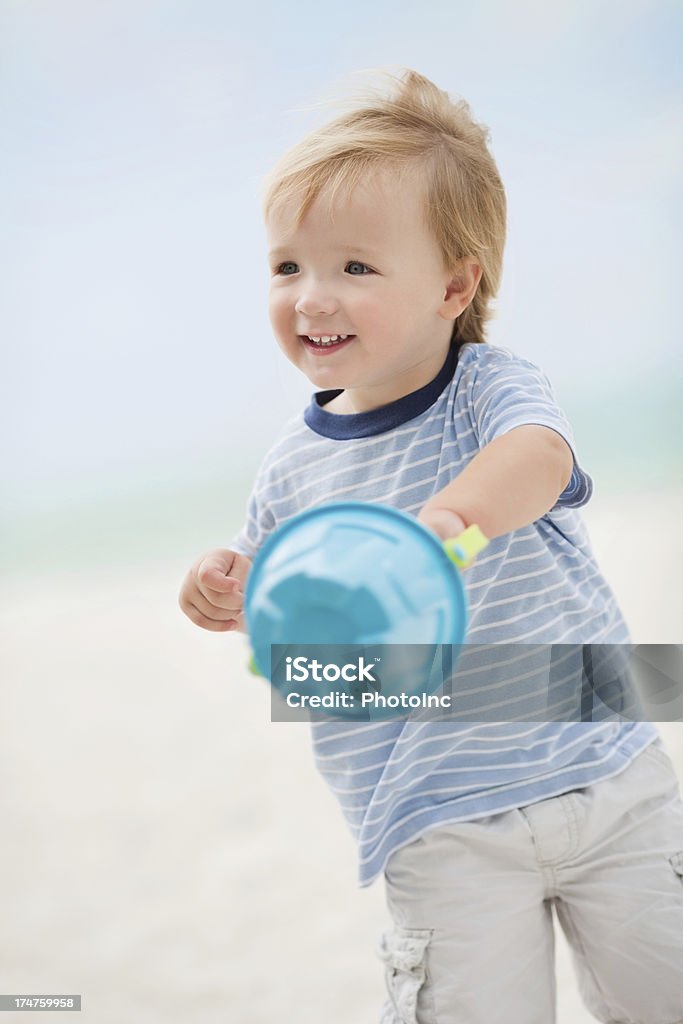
[232,342,657,885]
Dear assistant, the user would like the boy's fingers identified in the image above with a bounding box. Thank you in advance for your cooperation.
[226,553,252,587]
[197,553,251,594]
[179,550,252,626]
[191,590,241,619]
[197,563,239,593]
[195,575,243,610]
[184,602,239,633]
[198,575,243,605]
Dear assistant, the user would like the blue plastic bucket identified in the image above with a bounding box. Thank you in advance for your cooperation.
[245,502,472,716]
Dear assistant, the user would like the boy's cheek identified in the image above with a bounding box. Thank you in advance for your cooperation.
[267,294,290,331]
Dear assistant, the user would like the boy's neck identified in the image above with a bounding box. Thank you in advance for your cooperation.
[322,392,358,415]
[320,346,453,416]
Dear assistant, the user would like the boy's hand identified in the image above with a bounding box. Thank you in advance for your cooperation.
[417,507,467,543]
[178,549,252,633]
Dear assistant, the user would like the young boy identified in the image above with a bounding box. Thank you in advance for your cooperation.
[179,70,683,1023]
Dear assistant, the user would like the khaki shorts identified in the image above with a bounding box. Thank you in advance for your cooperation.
[379,741,683,1024]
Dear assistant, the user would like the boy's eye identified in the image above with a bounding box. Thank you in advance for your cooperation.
[345,261,373,275]
[276,261,299,275]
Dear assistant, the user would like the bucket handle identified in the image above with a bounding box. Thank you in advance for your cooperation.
[442,524,489,569]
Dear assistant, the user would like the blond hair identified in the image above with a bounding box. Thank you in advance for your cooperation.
[262,69,506,346]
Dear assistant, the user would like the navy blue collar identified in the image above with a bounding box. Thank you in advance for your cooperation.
[303,343,459,439]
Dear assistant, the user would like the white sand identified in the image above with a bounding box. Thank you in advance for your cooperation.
[0,491,681,1023]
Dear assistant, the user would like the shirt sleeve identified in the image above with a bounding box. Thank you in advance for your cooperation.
[468,348,593,509]
[229,453,280,558]
[229,487,275,558]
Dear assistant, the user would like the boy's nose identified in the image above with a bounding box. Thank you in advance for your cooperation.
[294,290,339,317]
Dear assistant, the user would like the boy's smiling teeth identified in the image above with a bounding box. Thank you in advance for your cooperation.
[306,334,350,346]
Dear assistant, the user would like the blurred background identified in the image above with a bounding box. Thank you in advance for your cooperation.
[1,0,681,1021]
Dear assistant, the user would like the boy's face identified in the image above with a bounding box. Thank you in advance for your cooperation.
[266,168,475,413]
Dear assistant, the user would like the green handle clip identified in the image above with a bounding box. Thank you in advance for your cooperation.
[443,524,489,569]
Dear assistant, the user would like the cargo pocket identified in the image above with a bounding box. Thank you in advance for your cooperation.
[377,926,433,1024]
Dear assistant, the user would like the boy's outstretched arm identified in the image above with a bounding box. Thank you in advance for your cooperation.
[179,550,252,633]
[418,425,574,542]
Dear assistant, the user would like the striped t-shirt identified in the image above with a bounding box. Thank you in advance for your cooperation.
[232,341,657,885]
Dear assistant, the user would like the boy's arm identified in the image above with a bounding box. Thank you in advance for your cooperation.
[418,425,574,541]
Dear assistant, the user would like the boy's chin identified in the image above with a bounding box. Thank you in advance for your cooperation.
[306,372,345,392]
[300,361,347,387]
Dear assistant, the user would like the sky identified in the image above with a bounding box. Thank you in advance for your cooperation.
[2,0,681,543]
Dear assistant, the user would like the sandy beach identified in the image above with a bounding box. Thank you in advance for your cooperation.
[1,490,681,1023]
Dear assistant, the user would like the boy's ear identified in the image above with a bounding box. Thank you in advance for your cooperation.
[439,260,483,321]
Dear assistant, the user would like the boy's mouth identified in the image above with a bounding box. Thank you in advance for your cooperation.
[300,334,356,355]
